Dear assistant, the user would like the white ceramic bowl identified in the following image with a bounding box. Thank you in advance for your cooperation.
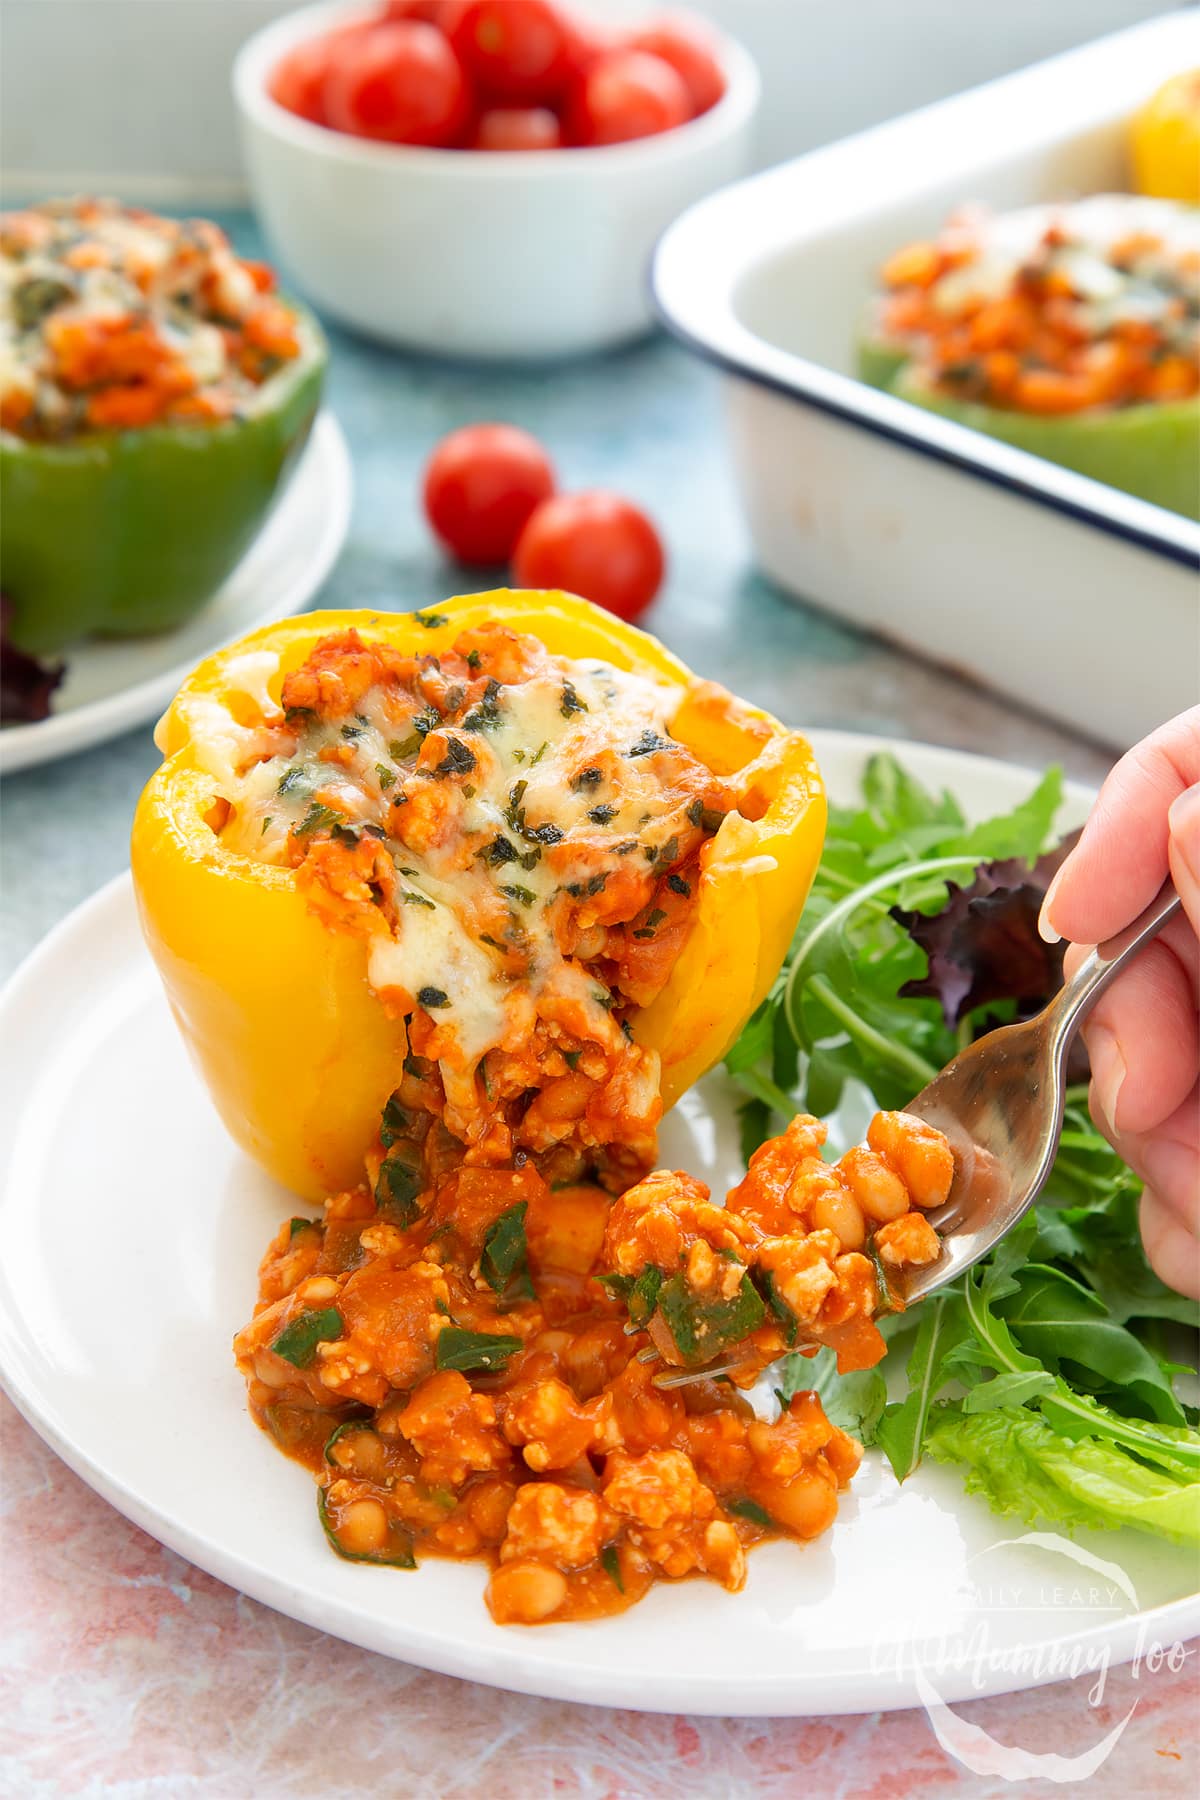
[652,12,1200,752]
[233,2,758,360]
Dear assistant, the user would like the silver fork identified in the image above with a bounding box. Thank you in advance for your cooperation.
[899,877,1181,1302]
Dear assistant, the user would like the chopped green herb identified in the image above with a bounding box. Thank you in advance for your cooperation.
[375,763,397,790]
[288,1216,318,1239]
[463,783,476,798]
[418,986,450,1008]
[501,884,536,908]
[434,737,477,778]
[627,729,672,758]
[482,835,518,867]
[341,722,364,741]
[466,649,481,670]
[633,908,667,941]
[667,873,691,897]
[414,609,449,629]
[560,680,588,719]
[687,800,727,835]
[588,803,618,825]
[728,1497,774,1530]
[480,933,507,952]
[277,766,307,796]
[375,1150,423,1226]
[270,1307,343,1368]
[379,1094,408,1149]
[401,889,436,909]
[435,1327,523,1375]
[571,767,603,790]
[481,1202,535,1304]
[657,1271,764,1367]
[563,1050,582,1071]
[759,1270,798,1347]
[600,1544,624,1592]
[462,678,503,732]
[627,1264,663,1328]
[318,1487,416,1568]
[261,816,273,835]
[522,821,563,846]
[284,705,315,725]
[529,742,548,766]
[294,802,343,837]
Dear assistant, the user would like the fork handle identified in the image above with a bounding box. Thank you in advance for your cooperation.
[1047,878,1182,1058]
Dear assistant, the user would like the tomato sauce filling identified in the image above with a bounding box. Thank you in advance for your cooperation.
[874,195,1200,415]
[1,198,305,438]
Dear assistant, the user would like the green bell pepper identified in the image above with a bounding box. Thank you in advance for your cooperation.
[1,306,327,656]
[858,330,1200,522]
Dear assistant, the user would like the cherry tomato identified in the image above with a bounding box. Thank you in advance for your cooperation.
[450,1,571,105]
[567,50,690,147]
[512,491,665,622]
[472,107,562,151]
[269,31,360,125]
[382,0,463,24]
[629,14,726,118]
[423,424,557,565]
[323,21,471,146]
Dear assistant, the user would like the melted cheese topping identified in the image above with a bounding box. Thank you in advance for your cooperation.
[218,641,708,1078]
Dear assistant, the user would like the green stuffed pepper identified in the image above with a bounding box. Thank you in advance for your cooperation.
[1,199,327,658]
[859,194,1200,521]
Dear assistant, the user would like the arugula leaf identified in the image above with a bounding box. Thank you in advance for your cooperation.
[995,1264,1187,1425]
[793,1345,888,1444]
[876,1295,973,1480]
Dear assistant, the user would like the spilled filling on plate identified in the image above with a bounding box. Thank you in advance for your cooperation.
[234,1107,947,1624]
[218,615,949,1624]
[870,194,1200,414]
[0,197,307,438]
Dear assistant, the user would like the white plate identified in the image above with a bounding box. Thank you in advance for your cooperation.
[0,412,353,775]
[0,731,1195,1717]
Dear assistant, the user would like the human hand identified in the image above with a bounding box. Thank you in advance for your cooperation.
[1039,706,1200,1300]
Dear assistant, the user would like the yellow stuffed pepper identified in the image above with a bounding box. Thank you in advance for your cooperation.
[132,591,826,1200]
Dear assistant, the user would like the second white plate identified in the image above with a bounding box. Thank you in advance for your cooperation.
[0,410,353,775]
[0,731,1195,1716]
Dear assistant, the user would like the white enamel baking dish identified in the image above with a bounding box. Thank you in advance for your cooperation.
[652,13,1200,750]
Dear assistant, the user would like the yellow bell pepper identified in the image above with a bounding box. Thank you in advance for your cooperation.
[1130,70,1200,201]
[132,590,826,1201]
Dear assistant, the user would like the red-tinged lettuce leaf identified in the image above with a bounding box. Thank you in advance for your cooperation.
[1,595,64,724]
[890,833,1081,1027]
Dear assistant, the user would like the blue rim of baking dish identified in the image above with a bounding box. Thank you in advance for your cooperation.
[649,238,1200,574]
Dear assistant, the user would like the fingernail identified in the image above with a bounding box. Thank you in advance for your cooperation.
[1038,867,1064,944]
[1168,784,1200,884]
[1086,1025,1126,1140]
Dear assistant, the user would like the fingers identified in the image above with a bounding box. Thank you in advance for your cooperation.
[1140,1186,1200,1302]
[1095,1081,1200,1299]
[1040,705,1200,945]
[1169,783,1200,941]
[1066,921,1199,1138]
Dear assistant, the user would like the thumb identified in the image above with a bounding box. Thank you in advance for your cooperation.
[1168,783,1200,943]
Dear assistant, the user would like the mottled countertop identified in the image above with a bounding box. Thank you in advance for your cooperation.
[1,213,1192,1800]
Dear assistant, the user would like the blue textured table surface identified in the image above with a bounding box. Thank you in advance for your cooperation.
[0,208,1112,981]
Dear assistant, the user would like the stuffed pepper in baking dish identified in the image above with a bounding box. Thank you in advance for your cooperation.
[860,194,1200,519]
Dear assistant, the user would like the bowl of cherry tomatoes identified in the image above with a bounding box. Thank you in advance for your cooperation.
[233,0,758,359]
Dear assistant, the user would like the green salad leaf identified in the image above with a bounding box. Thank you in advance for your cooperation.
[727,751,1200,1546]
